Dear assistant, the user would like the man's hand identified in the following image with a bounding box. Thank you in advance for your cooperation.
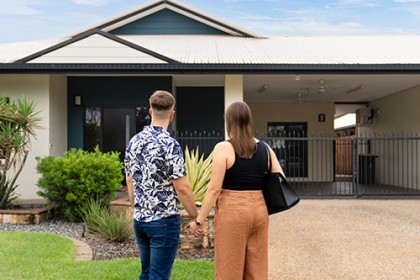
[187,221,204,237]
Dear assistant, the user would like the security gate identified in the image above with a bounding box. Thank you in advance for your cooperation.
[175,132,420,197]
[261,134,420,197]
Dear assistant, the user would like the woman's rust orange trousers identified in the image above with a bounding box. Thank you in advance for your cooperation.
[214,189,269,280]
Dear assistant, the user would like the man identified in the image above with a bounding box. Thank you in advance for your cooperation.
[125,90,199,280]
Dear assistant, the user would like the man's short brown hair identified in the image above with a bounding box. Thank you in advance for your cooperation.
[149,90,175,112]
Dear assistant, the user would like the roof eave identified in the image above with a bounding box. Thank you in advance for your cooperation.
[2,63,420,74]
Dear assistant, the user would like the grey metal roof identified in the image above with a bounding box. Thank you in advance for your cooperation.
[0,38,68,63]
[120,35,420,64]
[2,35,420,66]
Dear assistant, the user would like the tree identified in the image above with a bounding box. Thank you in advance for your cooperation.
[0,96,41,209]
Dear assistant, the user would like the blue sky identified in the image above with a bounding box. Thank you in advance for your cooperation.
[1,0,420,43]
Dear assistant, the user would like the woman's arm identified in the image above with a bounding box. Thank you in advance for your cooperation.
[267,145,286,177]
[189,142,229,232]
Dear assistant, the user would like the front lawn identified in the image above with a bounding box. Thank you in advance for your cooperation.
[0,231,214,280]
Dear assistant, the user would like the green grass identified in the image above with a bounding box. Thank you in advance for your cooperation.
[0,231,214,280]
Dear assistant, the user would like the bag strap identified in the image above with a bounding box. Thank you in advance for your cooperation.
[263,141,273,173]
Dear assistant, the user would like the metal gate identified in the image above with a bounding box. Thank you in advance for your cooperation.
[262,134,420,197]
[175,131,420,197]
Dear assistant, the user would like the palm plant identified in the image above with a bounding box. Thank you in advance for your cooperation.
[184,146,213,205]
[0,96,41,209]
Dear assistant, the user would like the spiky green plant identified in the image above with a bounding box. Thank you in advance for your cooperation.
[79,198,133,242]
[184,146,213,205]
[0,96,41,209]
[0,175,19,208]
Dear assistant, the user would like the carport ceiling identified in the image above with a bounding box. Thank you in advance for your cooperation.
[173,74,420,103]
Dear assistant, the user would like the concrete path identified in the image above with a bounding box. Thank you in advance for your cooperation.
[268,199,420,280]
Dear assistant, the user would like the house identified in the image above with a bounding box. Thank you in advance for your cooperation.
[1,0,420,201]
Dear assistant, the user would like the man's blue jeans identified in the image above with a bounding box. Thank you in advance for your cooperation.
[133,215,181,280]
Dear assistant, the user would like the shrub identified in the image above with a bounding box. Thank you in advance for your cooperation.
[79,198,133,242]
[36,147,123,221]
[184,146,213,206]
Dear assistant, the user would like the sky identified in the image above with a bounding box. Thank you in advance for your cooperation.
[1,0,420,43]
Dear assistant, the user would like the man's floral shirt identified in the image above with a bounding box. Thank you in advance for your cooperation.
[124,126,186,222]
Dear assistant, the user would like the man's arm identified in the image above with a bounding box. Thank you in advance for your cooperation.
[126,175,134,208]
[172,176,198,219]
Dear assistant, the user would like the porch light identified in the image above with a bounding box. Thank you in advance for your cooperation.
[346,84,365,94]
[258,84,268,94]
[74,95,82,106]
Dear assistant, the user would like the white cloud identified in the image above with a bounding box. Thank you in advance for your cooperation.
[0,1,41,15]
[233,9,410,35]
[393,0,420,3]
[72,0,109,6]
[327,0,380,8]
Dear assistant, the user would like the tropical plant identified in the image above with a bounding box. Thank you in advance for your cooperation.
[0,96,41,209]
[79,198,133,242]
[0,175,19,208]
[184,146,213,205]
[36,147,124,221]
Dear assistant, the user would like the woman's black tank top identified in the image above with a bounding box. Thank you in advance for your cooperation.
[222,141,268,190]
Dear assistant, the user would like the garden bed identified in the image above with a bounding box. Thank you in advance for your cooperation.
[0,206,50,225]
[110,195,215,249]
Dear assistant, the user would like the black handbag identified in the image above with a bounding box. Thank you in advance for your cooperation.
[262,142,300,214]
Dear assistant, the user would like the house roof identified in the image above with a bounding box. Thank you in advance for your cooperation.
[1,0,420,73]
[0,38,68,63]
[73,0,260,38]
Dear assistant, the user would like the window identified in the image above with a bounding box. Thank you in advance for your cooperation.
[84,107,102,151]
[267,122,308,177]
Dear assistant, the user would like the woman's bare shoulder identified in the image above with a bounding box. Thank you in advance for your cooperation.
[214,141,232,151]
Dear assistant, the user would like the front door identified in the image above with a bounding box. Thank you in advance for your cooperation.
[103,108,135,162]
[84,106,150,161]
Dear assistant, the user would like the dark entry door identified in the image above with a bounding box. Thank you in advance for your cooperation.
[84,106,150,161]
[102,108,136,162]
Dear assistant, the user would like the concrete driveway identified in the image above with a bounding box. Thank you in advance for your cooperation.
[268,199,420,280]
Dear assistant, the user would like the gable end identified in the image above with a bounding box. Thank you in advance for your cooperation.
[110,9,228,35]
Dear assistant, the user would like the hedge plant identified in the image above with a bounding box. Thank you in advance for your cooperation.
[36,147,123,221]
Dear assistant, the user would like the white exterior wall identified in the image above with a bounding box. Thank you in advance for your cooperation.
[360,86,420,189]
[49,75,68,157]
[0,74,67,201]
[368,85,420,133]
[249,102,334,135]
[249,101,335,181]
[224,75,243,139]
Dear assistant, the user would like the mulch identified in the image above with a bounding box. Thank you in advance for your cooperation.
[81,233,214,261]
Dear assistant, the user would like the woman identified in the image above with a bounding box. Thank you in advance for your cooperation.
[189,101,284,280]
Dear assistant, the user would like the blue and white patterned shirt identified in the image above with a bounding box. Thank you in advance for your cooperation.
[124,126,186,222]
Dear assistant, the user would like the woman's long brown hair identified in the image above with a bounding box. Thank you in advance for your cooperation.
[225,101,255,159]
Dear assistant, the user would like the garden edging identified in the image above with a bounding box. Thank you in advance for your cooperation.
[0,206,50,225]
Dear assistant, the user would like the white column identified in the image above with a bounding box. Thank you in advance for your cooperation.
[224,75,244,139]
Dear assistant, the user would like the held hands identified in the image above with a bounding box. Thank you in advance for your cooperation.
[187,221,204,237]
